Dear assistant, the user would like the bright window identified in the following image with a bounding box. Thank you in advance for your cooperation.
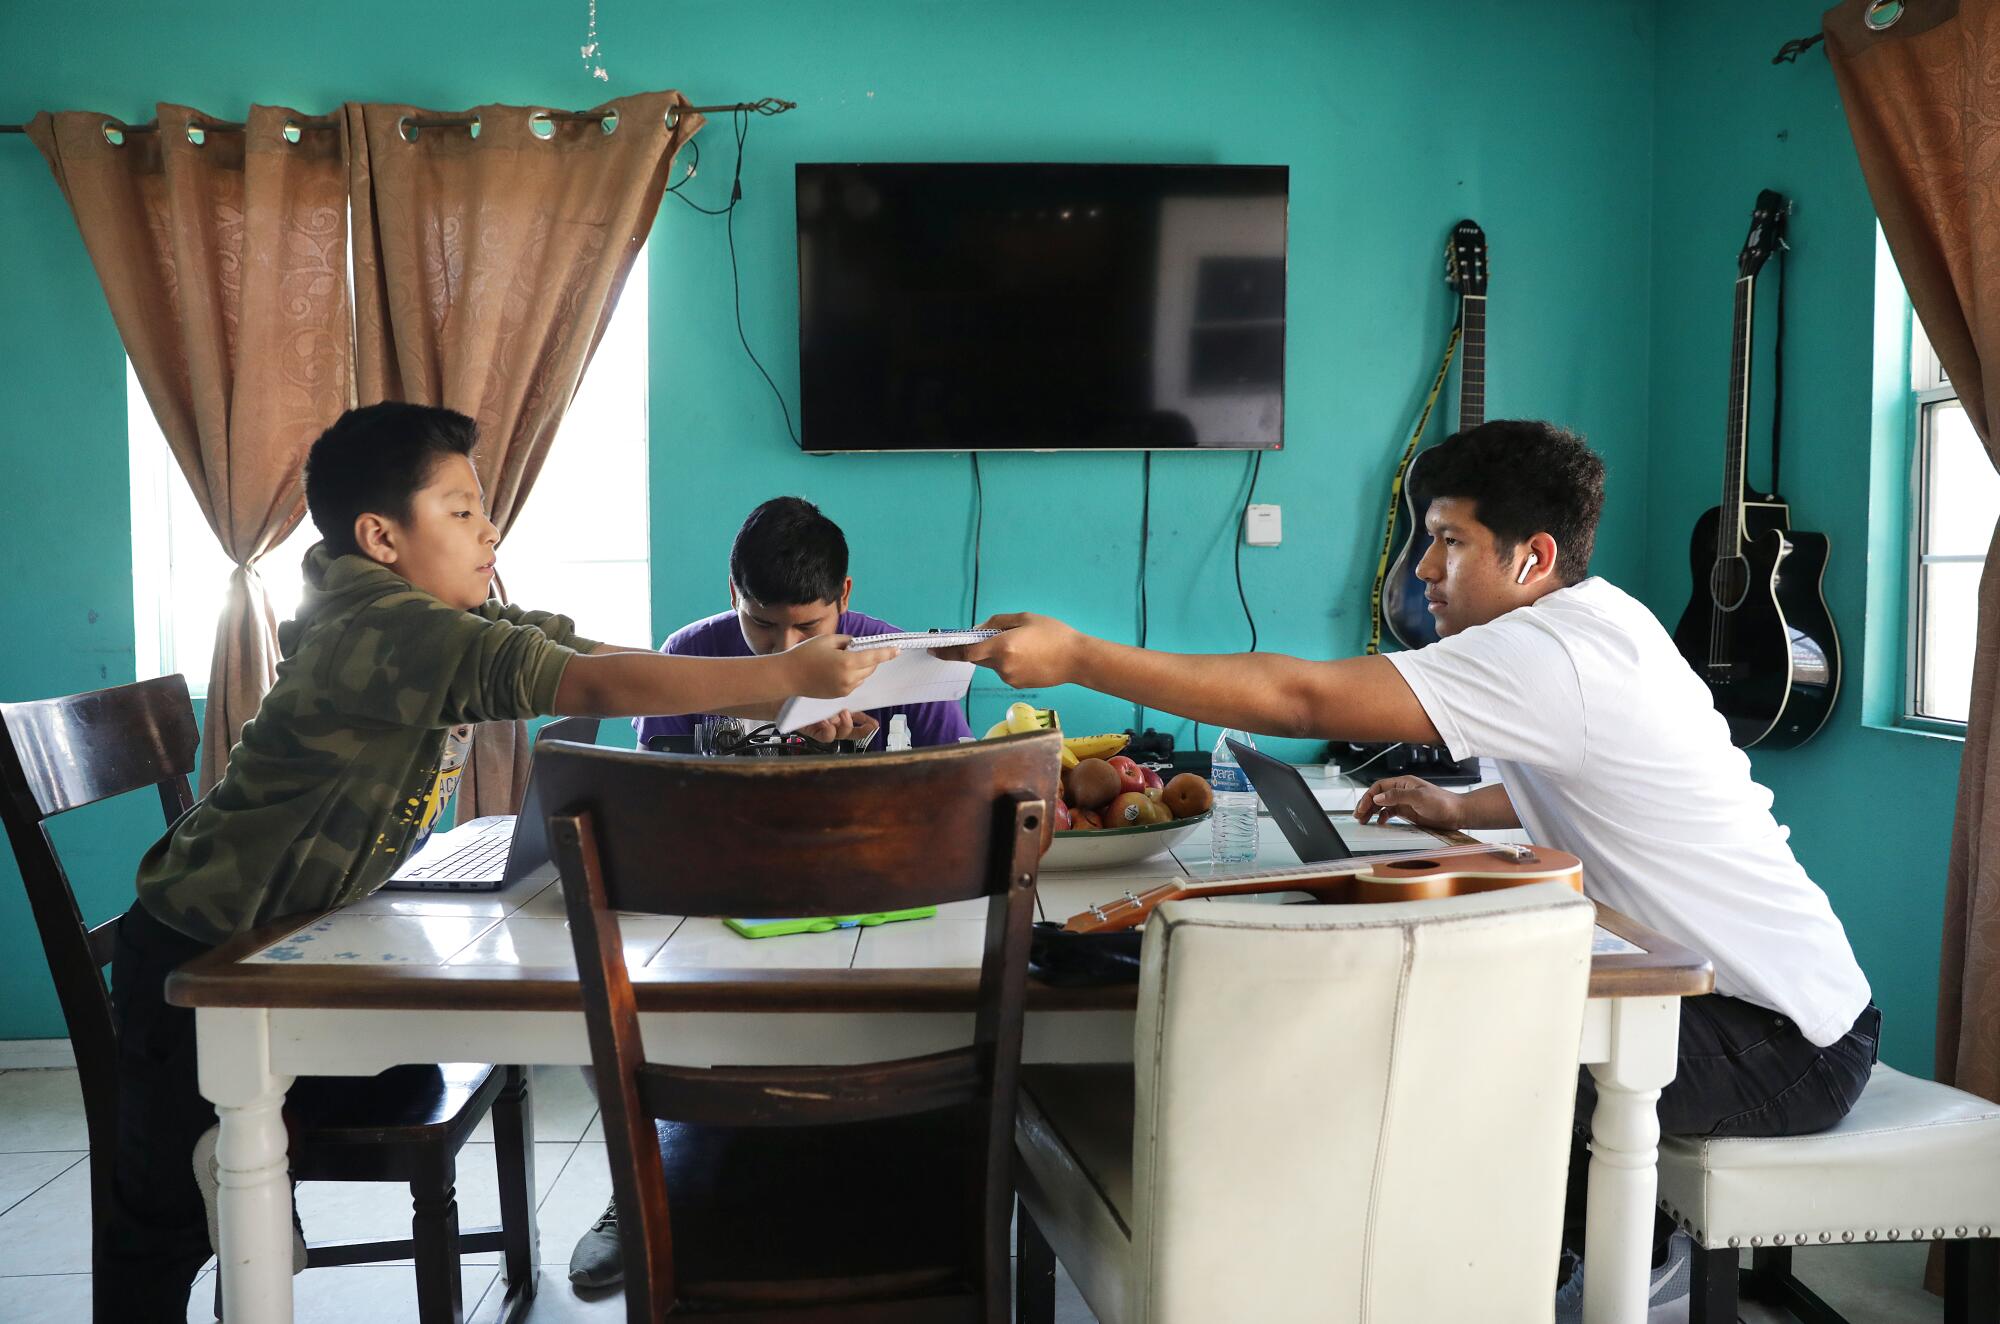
[130,248,651,695]
[1908,315,1995,725]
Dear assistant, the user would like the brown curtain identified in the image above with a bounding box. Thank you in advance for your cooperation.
[345,91,702,816]
[1825,0,2000,1102]
[27,106,354,791]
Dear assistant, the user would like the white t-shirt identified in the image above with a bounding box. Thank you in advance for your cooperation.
[1386,577,1869,1048]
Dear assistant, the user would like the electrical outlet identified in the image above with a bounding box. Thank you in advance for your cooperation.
[1245,503,1282,546]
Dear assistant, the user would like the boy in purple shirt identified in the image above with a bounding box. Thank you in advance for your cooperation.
[568,498,972,1291]
[631,496,972,752]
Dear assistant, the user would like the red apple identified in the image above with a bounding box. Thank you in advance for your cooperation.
[1139,765,1165,791]
[1052,798,1073,832]
[1069,806,1104,831]
[1106,755,1147,795]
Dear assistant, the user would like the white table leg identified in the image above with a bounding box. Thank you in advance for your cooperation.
[197,1007,296,1323]
[1581,996,1681,1324]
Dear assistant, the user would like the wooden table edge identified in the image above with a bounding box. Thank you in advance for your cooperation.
[167,899,1711,1011]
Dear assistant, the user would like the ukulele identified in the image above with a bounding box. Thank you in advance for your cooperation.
[1670,190,1840,748]
[1381,220,1488,650]
[1060,842,1580,934]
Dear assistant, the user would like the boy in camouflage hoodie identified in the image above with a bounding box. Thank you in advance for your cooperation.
[103,402,890,1321]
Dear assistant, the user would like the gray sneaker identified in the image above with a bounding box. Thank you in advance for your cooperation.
[568,1199,623,1288]
[1552,1231,1692,1324]
[192,1123,307,1274]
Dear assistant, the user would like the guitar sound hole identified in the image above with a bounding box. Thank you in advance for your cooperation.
[1385,859,1437,870]
[1708,556,1751,611]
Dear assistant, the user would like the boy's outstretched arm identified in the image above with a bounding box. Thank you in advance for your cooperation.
[937,613,1441,745]
[554,633,893,719]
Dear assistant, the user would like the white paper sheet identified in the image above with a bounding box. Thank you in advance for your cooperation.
[775,650,976,732]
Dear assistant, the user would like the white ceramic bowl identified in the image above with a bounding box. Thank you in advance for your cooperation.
[1040,811,1210,872]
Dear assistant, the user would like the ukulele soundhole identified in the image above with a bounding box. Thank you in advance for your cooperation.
[1385,859,1438,870]
[1708,556,1751,611]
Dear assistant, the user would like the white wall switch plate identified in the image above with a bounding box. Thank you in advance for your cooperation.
[1245,503,1282,546]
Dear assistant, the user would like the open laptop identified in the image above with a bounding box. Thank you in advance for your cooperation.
[1225,738,1359,864]
[383,717,600,892]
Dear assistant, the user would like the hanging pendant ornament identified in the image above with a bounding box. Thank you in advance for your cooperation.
[580,0,609,81]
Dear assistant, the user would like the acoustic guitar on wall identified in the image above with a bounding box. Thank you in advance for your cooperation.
[1670,189,1840,748]
[1381,219,1488,650]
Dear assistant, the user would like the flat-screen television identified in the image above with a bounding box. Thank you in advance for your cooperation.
[795,162,1288,453]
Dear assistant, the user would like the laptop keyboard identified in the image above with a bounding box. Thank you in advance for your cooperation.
[399,821,513,882]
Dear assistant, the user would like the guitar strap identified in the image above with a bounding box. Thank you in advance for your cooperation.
[1366,321,1462,655]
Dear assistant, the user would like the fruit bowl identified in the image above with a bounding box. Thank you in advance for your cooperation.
[1041,811,1211,872]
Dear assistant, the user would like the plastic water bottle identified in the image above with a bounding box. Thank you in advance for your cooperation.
[1209,729,1261,864]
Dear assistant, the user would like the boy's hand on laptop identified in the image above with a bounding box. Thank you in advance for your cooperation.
[932,613,1080,688]
[798,709,880,746]
[784,633,896,699]
[1354,776,1464,831]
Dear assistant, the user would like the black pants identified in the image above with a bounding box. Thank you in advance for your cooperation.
[1561,992,1881,1265]
[100,901,442,1323]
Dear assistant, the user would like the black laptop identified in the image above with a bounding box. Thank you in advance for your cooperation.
[1224,738,1360,864]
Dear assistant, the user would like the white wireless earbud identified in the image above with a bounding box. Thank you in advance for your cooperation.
[1516,553,1539,585]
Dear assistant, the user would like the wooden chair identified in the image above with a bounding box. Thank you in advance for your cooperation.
[0,675,539,1324]
[538,733,1060,1323]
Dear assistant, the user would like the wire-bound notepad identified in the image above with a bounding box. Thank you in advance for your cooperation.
[774,629,998,733]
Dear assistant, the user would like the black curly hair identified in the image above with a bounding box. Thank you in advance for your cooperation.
[304,403,479,559]
[1409,419,1606,583]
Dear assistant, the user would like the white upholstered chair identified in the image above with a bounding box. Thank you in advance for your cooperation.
[1657,1062,2000,1322]
[1013,882,1597,1323]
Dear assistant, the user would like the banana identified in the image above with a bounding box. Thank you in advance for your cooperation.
[1060,745,1081,769]
[983,719,1012,739]
[1062,732,1129,760]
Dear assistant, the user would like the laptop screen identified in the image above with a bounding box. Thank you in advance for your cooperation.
[1225,739,1355,864]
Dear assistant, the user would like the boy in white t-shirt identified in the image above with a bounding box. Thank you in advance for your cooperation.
[940,420,1877,1290]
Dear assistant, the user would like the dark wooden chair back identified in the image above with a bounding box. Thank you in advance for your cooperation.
[0,676,199,1226]
[541,733,1060,1322]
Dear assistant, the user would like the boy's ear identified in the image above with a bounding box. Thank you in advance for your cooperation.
[836,576,853,614]
[353,513,399,565]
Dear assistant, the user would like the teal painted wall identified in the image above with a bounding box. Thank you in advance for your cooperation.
[1644,4,1960,1074]
[0,0,1694,1042]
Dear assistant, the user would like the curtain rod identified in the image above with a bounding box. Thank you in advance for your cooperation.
[0,97,794,136]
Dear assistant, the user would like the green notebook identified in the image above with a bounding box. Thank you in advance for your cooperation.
[724,906,937,939]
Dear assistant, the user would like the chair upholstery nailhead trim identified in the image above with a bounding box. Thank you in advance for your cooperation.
[1887,1230,1900,1240]
[1982,1227,1992,1238]
[1841,1232,1853,1243]
[1727,1237,1739,1248]
[1865,1231,1877,1241]
[1957,1226,1968,1237]
[1819,1232,1831,1243]
[1750,1236,1762,1247]
[1935,1227,1947,1239]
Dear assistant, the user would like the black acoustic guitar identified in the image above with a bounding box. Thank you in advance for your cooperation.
[1671,190,1840,748]
[1382,220,1487,650]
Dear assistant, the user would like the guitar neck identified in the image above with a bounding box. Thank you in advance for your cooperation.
[1460,294,1485,429]
[1720,275,1755,546]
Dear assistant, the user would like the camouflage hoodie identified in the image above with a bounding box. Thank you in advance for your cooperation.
[136,544,600,945]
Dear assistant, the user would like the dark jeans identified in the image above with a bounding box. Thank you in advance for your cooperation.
[100,901,443,1323]
[1561,992,1881,1265]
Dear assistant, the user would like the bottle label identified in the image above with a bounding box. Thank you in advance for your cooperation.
[1211,763,1252,794]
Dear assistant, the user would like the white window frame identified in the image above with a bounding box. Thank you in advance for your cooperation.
[1906,314,1977,726]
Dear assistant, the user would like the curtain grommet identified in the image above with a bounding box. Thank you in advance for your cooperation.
[664,104,681,131]
[397,115,419,143]
[529,111,555,140]
[468,114,482,140]
[101,120,126,147]
[281,120,302,144]
[1865,0,1905,31]
[600,109,619,136]
[185,121,206,147]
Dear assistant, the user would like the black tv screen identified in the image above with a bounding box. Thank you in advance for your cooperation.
[795,163,1288,452]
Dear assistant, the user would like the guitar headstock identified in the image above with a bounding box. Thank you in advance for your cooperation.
[1446,219,1489,297]
[1737,189,1789,278]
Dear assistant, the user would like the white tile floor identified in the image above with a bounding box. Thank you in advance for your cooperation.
[0,1063,1947,1322]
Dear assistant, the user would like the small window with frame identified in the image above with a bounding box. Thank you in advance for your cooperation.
[1907,314,1996,725]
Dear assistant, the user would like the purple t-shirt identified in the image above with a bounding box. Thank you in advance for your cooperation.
[631,609,973,750]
